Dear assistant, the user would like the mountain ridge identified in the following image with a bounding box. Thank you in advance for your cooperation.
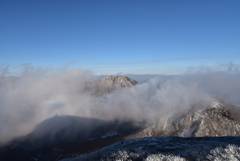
[125,98,240,140]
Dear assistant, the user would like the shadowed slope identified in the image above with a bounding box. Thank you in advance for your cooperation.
[0,115,144,161]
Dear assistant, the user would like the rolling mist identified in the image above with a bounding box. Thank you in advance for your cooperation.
[0,63,240,145]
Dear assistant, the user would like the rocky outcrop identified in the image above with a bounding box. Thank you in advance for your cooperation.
[84,75,139,96]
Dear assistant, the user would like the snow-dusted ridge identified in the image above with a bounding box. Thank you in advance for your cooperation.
[62,136,240,161]
[125,97,240,139]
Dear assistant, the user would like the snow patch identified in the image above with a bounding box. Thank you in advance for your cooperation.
[101,130,118,138]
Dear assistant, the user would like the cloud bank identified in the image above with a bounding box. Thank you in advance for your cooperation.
[0,63,239,144]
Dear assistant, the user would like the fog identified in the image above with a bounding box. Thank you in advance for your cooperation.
[0,64,239,145]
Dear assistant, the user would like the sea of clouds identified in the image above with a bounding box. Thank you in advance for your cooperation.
[0,63,239,144]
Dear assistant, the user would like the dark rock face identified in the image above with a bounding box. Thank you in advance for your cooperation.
[84,75,139,96]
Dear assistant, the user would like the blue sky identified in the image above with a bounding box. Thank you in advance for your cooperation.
[0,0,239,74]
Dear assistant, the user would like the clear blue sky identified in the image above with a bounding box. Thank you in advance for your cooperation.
[0,0,239,74]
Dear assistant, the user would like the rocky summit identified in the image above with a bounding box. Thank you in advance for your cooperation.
[102,75,139,88]
[84,75,139,96]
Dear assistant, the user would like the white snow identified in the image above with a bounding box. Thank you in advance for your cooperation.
[101,130,118,138]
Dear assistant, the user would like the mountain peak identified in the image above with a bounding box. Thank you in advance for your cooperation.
[84,75,139,96]
[102,75,139,87]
